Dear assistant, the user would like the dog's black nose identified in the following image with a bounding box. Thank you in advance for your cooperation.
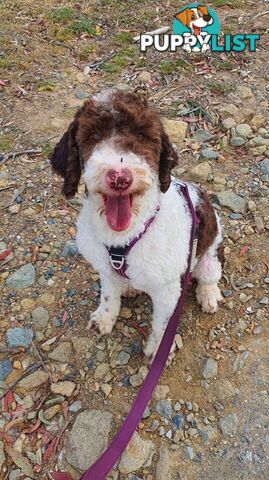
[203,14,212,22]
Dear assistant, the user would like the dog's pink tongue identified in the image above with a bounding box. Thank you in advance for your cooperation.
[105,195,132,231]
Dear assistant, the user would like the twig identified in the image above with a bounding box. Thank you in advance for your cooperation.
[133,26,170,42]
[0,361,49,401]
[0,185,14,193]
[53,418,72,460]
[0,149,42,167]
[0,347,24,355]
[32,341,53,383]
[84,52,116,71]
[51,40,74,51]
[148,86,181,102]
[253,10,269,19]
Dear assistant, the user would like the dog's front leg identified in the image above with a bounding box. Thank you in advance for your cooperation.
[88,272,126,334]
[144,281,181,360]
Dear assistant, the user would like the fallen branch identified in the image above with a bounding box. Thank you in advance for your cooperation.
[133,26,170,42]
[0,149,42,167]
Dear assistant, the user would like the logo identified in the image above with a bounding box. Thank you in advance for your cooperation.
[140,4,260,54]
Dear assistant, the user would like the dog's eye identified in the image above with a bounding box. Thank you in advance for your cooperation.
[191,14,196,20]
[137,133,144,141]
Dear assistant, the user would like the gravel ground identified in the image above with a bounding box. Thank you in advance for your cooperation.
[0,1,268,479]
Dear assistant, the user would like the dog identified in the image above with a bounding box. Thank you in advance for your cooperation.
[50,90,223,360]
[175,5,213,36]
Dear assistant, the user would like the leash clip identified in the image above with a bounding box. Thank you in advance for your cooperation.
[109,253,125,271]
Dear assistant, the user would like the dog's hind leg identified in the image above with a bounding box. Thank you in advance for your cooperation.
[193,241,223,314]
[88,272,127,334]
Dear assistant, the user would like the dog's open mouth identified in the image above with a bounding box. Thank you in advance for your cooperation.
[193,25,201,35]
[103,194,133,231]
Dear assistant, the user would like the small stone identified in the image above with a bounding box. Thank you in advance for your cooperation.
[174,402,181,412]
[230,136,245,147]
[248,200,256,211]
[154,385,170,400]
[0,359,12,381]
[250,114,265,129]
[44,404,61,420]
[236,85,253,100]
[190,162,211,182]
[94,363,110,381]
[172,414,184,431]
[116,351,130,366]
[162,118,187,145]
[17,370,49,392]
[9,204,21,214]
[254,216,265,233]
[185,401,193,411]
[120,307,132,319]
[215,191,246,213]
[193,129,213,143]
[118,431,154,474]
[200,148,218,161]
[219,104,239,118]
[219,413,239,436]
[142,405,151,419]
[253,326,262,335]
[151,419,159,430]
[184,446,194,460]
[260,296,268,305]
[65,410,113,472]
[69,400,82,412]
[51,381,76,397]
[201,358,218,379]
[129,373,143,388]
[39,293,56,306]
[13,361,21,370]
[6,328,33,348]
[31,306,49,331]
[235,124,253,138]
[0,440,6,470]
[222,117,236,130]
[48,342,73,363]
[21,299,35,312]
[61,240,79,257]
[22,395,34,410]
[231,351,249,373]
[6,264,35,289]
[137,71,151,82]
[156,399,172,419]
[259,158,269,175]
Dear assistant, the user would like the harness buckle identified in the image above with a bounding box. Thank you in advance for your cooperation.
[109,253,125,271]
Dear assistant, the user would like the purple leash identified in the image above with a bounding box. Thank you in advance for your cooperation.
[52,183,199,480]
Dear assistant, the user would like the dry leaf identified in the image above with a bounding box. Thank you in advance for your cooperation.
[6,446,35,478]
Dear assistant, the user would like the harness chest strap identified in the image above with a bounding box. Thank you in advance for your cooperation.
[51,183,199,480]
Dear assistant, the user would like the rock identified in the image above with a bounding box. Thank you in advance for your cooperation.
[39,293,56,306]
[129,373,143,388]
[142,405,151,419]
[48,342,73,363]
[219,104,239,118]
[250,114,265,129]
[69,400,82,412]
[6,264,35,289]
[254,216,265,233]
[116,351,130,366]
[156,447,171,480]
[222,117,236,130]
[235,124,253,138]
[51,381,76,397]
[94,363,110,381]
[156,399,172,419]
[193,129,213,143]
[120,307,132,319]
[248,200,256,211]
[175,334,183,349]
[162,118,187,145]
[0,440,5,470]
[17,370,49,392]
[219,413,239,436]
[6,328,33,348]
[213,379,237,400]
[5,446,35,477]
[44,404,61,420]
[249,136,269,146]
[231,351,249,373]
[172,414,184,430]
[31,306,49,331]
[190,162,211,182]
[154,385,170,400]
[201,358,218,379]
[259,158,269,176]
[21,299,35,312]
[230,136,245,147]
[137,71,151,82]
[118,431,154,474]
[61,240,79,257]
[184,446,194,460]
[215,191,246,213]
[236,85,253,100]
[22,395,34,410]
[101,383,112,396]
[65,410,113,472]
[0,359,12,381]
[200,148,218,161]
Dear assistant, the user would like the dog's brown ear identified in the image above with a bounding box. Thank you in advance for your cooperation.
[159,130,178,193]
[50,118,81,199]
[175,9,189,26]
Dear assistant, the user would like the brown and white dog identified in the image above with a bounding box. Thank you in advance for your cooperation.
[50,90,223,359]
[175,5,213,36]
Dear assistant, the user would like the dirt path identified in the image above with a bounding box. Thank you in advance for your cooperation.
[0,1,268,479]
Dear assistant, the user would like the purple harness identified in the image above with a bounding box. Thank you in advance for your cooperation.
[52,182,199,480]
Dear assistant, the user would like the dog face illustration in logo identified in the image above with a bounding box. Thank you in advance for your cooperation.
[175,5,213,36]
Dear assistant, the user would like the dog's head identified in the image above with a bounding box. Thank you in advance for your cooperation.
[175,5,213,35]
[50,90,178,232]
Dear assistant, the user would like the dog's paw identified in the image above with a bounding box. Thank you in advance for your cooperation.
[87,308,116,335]
[196,284,222,314]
